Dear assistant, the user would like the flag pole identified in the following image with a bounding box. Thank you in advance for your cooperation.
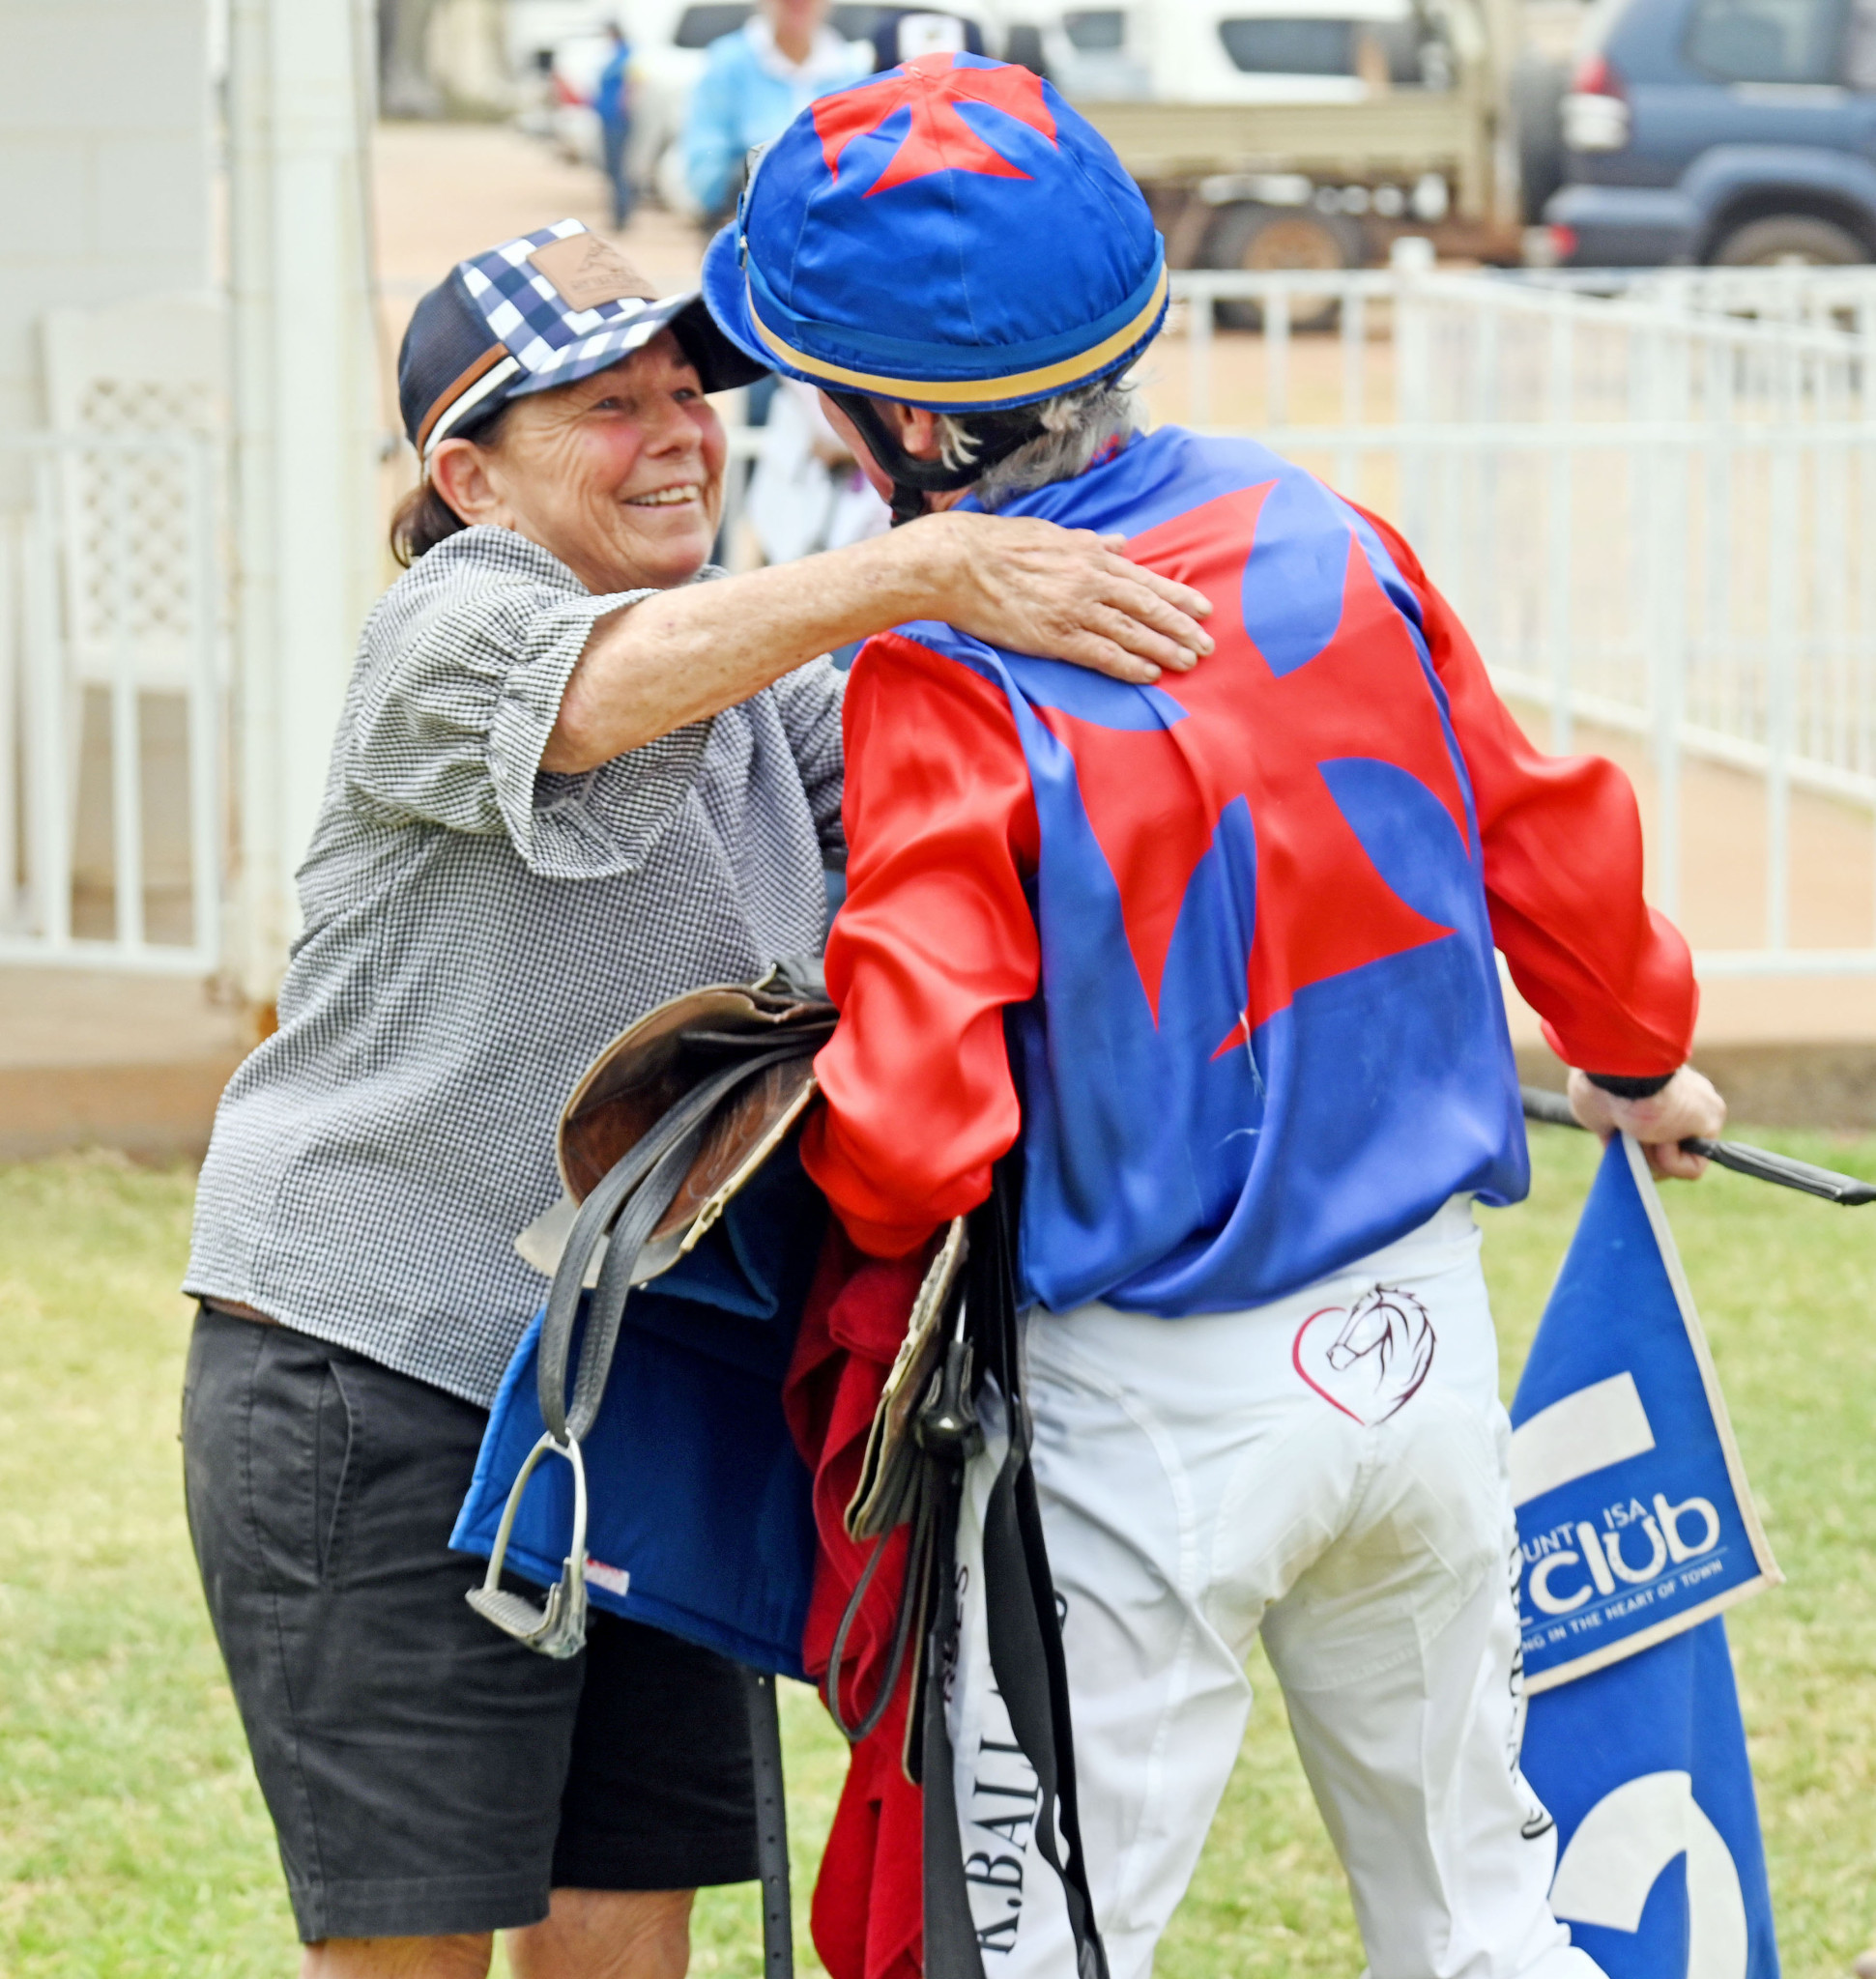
[1519,1085,1876,1206]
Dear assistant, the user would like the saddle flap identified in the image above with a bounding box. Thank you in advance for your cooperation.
[847,1219,970,1541]
[557,976,836,1262]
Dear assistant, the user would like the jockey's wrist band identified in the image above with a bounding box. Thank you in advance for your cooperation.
[1584,1070,1676,1100]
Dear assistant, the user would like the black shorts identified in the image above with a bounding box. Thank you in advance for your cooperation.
[181,1306,760,1942]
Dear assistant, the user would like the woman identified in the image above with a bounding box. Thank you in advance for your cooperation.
[179,219,1211,1979]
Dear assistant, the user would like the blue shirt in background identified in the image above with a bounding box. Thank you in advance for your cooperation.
[681,17,868,218]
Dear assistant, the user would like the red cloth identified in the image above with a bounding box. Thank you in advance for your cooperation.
[784,1225,930,1979]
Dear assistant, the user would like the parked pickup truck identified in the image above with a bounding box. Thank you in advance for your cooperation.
[1546,0,1876,264]
[1044,0,1546,275]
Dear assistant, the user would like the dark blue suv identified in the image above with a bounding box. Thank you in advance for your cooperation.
[1545,0,1876,263]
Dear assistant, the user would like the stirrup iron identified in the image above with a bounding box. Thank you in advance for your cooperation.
[466,1431,591,1659]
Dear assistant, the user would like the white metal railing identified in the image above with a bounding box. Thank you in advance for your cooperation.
[0,432,223,973]
[1511,263,1876,335]
[1163,263,1876,977]
[9,272,1867,987]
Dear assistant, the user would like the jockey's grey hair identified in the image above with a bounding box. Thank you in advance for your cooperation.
[933,378,1138,511]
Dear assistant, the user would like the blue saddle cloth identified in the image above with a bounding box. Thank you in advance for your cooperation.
[451,1147,824,1678]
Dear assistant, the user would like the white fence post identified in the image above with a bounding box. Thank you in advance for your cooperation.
[1544,306,1573,753]
[1264,287,1289,430]
[187,438,223,963]
[1391,239,1434,555]
[1765,341,1798,954]
[1188,276,1214,431]
[227,0,383,1005]
[1337,286,1365,498]
[21,455,69,954]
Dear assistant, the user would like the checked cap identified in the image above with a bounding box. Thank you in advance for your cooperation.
[400,219,765,460]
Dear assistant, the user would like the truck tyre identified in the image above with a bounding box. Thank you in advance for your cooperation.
[1712,215,1868,266]
[1511,52,1567,223]
[1204,204,1358,331]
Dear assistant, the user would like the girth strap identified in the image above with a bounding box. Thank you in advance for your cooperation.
[828,1162,1109,1979]
[745,1668,794,1979]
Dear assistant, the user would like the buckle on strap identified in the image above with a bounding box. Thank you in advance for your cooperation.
[465,1431,591,1660]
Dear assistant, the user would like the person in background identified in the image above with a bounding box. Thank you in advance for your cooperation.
[680,0,868,223]
[705,58,1727,1979]
[595,21,635,230]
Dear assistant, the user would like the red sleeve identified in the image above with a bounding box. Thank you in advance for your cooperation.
[798,633,1041,1257]
[1356,505,1697,1076]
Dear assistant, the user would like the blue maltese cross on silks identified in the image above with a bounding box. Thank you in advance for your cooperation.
[811,53,1056,194]
[938,442,1511,1316]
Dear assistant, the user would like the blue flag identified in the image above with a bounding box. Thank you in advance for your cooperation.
[1511,1133,1780,1979]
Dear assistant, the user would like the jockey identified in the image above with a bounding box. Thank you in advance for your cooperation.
[704,54,1726,1979]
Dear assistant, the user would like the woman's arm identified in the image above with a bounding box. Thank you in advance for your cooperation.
[542,507,1214,773]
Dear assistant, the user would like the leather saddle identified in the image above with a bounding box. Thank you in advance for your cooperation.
[466,956,832,1979]
[512,957,835,1288]
[471,953,836,1660]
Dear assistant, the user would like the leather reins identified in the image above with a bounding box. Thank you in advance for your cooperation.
[825,1162,1111,1979]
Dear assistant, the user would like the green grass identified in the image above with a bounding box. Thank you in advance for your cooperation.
[1,1133,1872,1976]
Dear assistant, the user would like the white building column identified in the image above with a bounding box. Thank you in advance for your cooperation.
[226,0,383,1003]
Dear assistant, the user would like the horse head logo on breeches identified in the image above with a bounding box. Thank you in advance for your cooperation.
[1292,1284,1436,1426]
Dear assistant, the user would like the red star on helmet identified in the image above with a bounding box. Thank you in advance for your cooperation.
[812,53,1057,197]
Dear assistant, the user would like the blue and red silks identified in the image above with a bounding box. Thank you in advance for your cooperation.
[802,423,1697,1286]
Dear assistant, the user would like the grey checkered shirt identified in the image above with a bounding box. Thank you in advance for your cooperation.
[186,526,845,1406]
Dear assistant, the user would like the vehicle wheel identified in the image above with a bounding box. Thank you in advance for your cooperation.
[1511,51,1568,223]
[1712,215,1869,266]
[1204,204,1358,331]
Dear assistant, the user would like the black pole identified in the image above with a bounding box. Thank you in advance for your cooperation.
[744,1668,794,1979]
[1519,1084,1876,1206]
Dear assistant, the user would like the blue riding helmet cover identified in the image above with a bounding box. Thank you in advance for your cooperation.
[702,53,1169,412]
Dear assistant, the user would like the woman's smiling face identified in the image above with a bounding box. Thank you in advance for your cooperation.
[432,330,729,593]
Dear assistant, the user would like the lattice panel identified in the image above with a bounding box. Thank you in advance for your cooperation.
[70,379,214,649]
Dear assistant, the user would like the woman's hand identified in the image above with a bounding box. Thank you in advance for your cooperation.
[1567,1066,1727,1180]
[907,510,1214,684]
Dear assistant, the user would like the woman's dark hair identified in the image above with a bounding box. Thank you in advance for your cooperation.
[389,400,517,566]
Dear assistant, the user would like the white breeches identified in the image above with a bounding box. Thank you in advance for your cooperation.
[947,1199,1602,1979]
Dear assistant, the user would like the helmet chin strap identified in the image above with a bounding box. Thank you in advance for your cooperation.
[826,390,1045,527]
